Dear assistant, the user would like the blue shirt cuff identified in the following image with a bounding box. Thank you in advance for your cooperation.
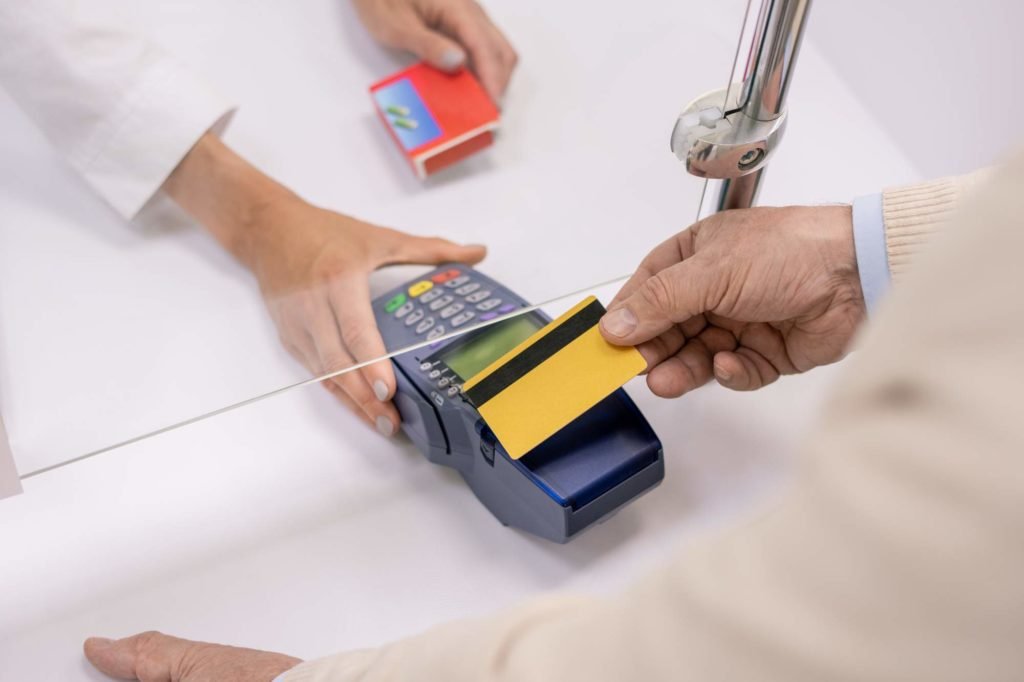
[851,193,891,316]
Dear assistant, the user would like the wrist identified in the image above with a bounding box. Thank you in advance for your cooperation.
[163,133,296,267]
[819,204,867,318]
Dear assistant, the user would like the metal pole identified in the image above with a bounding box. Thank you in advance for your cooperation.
[676,0,812,217]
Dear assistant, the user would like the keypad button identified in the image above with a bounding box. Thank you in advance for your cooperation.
[451,311,476,327]
[455,282,480,296]
[465,290,490,303]
[497,303,517,314]
[404,309,425,326]
[394,301,415,318]
[431,269,461,284]
[447,386,459,397]
[415,317,436,334]
[428,369,442,379]
[408,280,433,297]
[420,288,444,304]
[430,391,445,407]
[478,312,497,322]
[440,303,464,319]
[427,326,446,341]
[384,292,407,313]
[419,361,433,371]
[445,275,471,288]
[438,377,450,388]
[429,295,454,311]
[476,298,502,312]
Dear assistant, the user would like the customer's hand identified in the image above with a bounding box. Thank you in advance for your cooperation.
[243,194,485,434]
[84,632,298,682]
[600,206,866,397]
[353,0,517,101]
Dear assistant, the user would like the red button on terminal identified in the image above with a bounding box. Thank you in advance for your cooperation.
[431,269,461,284]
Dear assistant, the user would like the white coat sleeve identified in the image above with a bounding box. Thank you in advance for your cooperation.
[0,0,235,220]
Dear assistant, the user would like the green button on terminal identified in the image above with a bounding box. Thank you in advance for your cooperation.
[385,293,407,313]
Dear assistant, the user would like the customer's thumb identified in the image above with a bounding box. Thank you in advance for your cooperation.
[600,263,706,345]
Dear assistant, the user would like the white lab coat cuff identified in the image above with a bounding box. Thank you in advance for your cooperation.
[66,56,236,221]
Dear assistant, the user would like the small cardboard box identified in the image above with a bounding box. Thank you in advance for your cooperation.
[370,63,499,179]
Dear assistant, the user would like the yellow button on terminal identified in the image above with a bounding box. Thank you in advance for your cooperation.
[408,280,434,297]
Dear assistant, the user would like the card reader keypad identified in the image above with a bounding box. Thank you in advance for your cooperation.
[381,268,522,346]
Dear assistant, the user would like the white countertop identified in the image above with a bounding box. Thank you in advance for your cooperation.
[0,0,922,678]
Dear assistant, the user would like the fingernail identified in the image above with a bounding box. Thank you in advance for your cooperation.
[439,48,466,71]
[86,637,113,649]
[376,415,395,437]
[714,360,732,382]
[373,380,389,401]
[601,308,637,337]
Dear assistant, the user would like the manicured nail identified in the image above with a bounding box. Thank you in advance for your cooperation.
[376,415,395,437]
[601,308,637,338]
[714,359,732,382]
[373,380,389,402]
[439,48,466,71]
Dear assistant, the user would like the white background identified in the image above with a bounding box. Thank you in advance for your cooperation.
[0,0,1014,679]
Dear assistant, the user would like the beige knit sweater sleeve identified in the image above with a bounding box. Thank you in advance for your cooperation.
[284,161,1024,681]
[882,170,989,281]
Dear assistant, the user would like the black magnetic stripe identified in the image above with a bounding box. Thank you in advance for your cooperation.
[465,298,606,407]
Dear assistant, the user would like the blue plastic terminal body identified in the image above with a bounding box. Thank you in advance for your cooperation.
[513,392,661,509]
[373,264,664,543]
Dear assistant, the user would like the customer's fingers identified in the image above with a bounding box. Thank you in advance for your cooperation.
[646,325,737,398]
[601,257,715,347]
[84,631,188,681]
[712,348,781,392]
[607,231,691,311]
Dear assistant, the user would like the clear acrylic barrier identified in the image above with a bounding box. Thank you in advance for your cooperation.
[0,0,748,484]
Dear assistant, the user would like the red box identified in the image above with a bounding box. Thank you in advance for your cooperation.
[370,63,500,179]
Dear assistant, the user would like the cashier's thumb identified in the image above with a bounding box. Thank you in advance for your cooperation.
[394,234,487,266]
[405,28,466,72]
[601,263,705,345]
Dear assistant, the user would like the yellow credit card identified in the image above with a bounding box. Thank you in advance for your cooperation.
[462,296,647,459]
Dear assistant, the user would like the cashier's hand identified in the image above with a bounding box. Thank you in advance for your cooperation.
[600,206,866,397]
[84,632,299,682]
[353,0,518,101]
[246,195,486,435]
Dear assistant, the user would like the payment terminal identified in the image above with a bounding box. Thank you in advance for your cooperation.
[372,265,664,543]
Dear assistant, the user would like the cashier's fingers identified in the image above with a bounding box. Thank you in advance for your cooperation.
[311,294,401,436]
[384,231,487,266]
[393,18,468,72]
[441,2,517,101]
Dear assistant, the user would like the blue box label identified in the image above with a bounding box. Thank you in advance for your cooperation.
[373,78,443,151]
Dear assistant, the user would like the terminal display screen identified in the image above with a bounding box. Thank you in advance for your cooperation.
[439,315,543,381]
